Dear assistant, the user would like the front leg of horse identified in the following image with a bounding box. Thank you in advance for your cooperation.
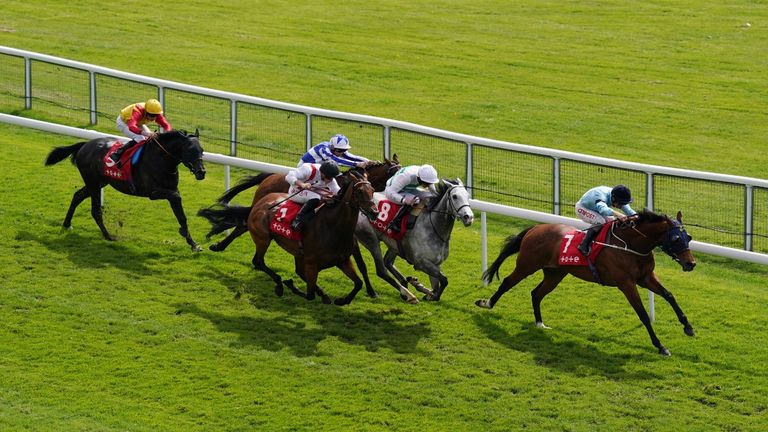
[619,281,671,356]
[157,190,201,252]
[298,264,332,304]
[640,274,695,337]
[333,259,364,306]
[411,262,445,301]
[351,242,377,299]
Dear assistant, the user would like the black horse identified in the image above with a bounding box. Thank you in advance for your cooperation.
[44,130,206,251]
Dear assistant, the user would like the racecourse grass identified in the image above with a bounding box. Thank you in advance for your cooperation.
[2,1,768,431]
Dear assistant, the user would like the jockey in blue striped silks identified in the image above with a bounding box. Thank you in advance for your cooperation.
[298,134,370,169]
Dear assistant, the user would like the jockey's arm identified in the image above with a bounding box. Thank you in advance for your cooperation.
[127,109,146,135]
[384,174,411,204]
[155,114,172,132]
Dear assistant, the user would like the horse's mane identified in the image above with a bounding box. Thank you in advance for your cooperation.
[635,209,669,224]
[427,178,454,211]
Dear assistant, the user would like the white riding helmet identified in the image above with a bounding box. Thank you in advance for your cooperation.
[417,164,439,184]
[329,134,351,150]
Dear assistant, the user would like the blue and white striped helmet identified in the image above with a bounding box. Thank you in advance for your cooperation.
[329,134,351,150]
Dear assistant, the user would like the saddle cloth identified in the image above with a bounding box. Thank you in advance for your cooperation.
[270,200,303,241]
[367,193,408,241]
[558,223,612,266]
[103,140,146,182]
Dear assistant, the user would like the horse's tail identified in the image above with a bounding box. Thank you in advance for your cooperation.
[482,227,533,283]
[197,204,252,238]
[217,173,273,203]
[45,142,86,166]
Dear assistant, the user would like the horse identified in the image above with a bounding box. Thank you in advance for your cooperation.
[353,178,475,303]
[198,170,379,305]
[475,210,696,356]
[207,155,401,252]
[44,130,207,251]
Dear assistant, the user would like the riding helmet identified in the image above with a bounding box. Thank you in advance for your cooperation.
[329,134,351,150]
[611,184,633,206]
[145,99,164,115]
[417,164,439,184]
[320,161,341,178]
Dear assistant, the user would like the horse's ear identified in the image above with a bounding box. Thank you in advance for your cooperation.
[194,128,200,137]
[392,153,399,163]
[676,211,683,223]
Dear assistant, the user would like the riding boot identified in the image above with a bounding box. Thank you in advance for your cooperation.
[110,140,136,164]
[291,198,320,232]
[578,224,601,256]
[388,205,411,233]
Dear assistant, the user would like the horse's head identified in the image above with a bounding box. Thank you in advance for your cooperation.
[361,154,401,191]
[348,170,378,221]
[660,211,696,271]
[162,129,206,180]
[436,178,474,226]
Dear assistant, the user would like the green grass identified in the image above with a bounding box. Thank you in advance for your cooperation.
[1,1,768,431]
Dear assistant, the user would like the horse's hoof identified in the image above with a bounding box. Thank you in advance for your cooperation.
[535,322,551,330]
[475,299,491,309]
[406,297,420,305]
[274,285,284,297]
[106,235,117,241]
[684,326,695,337]
[191,244,202,252]
[366,290,378,299]
[423,294,440,301]
[659,347,671,357]
[209,243,222,252]
[321,296,332,305]
[333,298,348,306]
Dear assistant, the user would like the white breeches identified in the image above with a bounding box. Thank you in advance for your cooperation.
[575,202,614,226]
[288,188,324,204]
[116,116,151,142]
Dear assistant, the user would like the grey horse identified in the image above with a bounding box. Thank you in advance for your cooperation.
[353,178,474,303]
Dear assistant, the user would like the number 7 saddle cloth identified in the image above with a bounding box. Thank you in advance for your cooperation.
[559,222,612,266]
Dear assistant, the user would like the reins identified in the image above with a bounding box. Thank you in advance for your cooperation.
[426,183,470,245]
[593,220,654,257]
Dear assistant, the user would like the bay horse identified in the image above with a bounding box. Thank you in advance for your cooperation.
[198,170,378,305]
[354,178,475,303]
[206,155,401,252]
[44,130,206,251]
[476,210,696,356]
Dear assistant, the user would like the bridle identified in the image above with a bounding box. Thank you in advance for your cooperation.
[426,183,471,244]
[596,217,692,261]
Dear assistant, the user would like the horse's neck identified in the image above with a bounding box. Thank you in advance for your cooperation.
[366,164,394,190]
[614,222,665,253]
[421,192,456,231]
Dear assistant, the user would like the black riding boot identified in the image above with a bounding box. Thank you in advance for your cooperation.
[388,205,412,233]
[578,224,601,256]
[110,140,137,164]
[291,199,320,232]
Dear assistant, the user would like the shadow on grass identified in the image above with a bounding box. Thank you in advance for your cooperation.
[472,312,663,380]
[176,298,431,357]
[15,229,162,273]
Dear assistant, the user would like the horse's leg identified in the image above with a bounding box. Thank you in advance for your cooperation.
[617,279,671,356]
[411,260,448,301]
[351,240,378,299]
[209,225,248,252]
[300,262,331,304]
[530,269,567,329]
[152,189,201,252]
[87,188,115,241]
[251,241,287,297]
[62,186,90,229]
[333,258,365,306]
[357,229,418,304]
[383,249,431,301]
[639,272,694,337]
[475,263,538,309]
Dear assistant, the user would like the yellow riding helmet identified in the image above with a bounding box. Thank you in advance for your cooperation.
[145,99,163,115]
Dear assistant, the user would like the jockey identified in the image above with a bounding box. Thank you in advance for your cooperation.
[298,134,370,169]
[285,161,342,231]
[111,99,172,164]
[383,164,439,233]
[575,184,637,255]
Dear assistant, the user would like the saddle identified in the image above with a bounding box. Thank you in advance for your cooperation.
[103,140,146,183]
[269,200,303,241]
[558,223,612,266]
[367,193,421,241]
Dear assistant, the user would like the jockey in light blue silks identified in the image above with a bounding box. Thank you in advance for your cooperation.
[383,164,439,233]
[575,184,636,255]
[298,134,369,169]
[285,161,341,231]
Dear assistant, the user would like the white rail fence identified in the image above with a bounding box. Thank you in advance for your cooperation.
[1,45,767,255]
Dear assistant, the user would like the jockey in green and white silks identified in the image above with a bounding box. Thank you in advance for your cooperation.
[575,184,636,255]
[383,164,439,232]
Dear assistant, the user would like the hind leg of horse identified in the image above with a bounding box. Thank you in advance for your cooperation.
[62,186,90,229]
[250,240,286,297]
[209,225,248,252]
[475,264,538,309]
[639,273,694,336]
[530,269,567,329]
[618,280,670,356]
[333,258,365,306]
[357,234,418,303]
[156,190,201,252]
[86,188,116,241]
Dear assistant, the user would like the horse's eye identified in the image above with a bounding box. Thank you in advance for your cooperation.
[671,235,679,242]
